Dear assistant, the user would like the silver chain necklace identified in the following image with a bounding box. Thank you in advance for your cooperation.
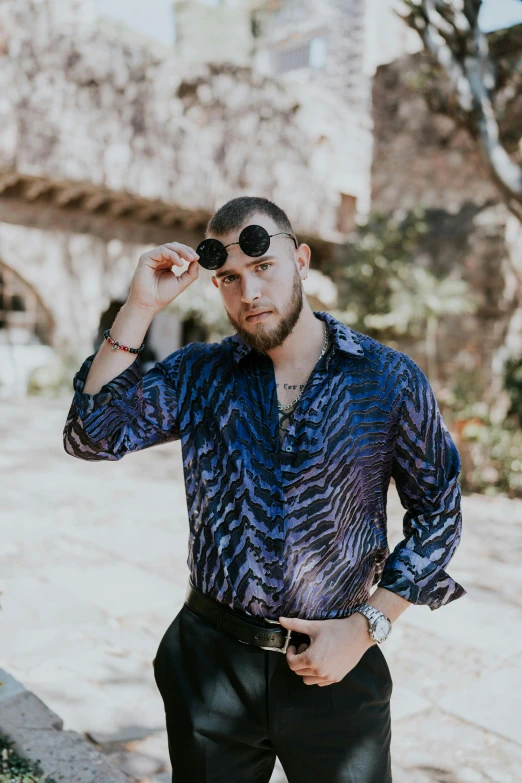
[277,322,329,412]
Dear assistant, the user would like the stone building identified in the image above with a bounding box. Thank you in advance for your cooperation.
[0,0,354,395]
[1,0,518,408]
[174,0,420,218]
[173,0,253,67]
[370,24,522,412]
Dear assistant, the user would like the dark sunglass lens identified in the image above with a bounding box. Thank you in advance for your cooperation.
[196,239,228,270]
[239,225,270,257]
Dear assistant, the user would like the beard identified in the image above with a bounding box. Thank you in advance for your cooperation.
[225,264,304,353]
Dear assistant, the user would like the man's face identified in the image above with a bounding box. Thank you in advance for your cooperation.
[209,212,306,352]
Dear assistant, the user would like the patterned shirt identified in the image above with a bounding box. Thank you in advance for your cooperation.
[63,310,466,620]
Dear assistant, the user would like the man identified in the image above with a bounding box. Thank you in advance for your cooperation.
[63,196,466,783]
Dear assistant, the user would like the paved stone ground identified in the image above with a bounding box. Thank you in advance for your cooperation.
[1,395,521,783]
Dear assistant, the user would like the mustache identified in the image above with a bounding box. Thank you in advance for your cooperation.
[244,308,273,316]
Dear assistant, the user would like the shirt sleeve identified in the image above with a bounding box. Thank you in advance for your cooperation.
[63,348,185,461]
[377,356,467,610]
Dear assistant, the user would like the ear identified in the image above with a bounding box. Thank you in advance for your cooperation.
[295,243,311,275]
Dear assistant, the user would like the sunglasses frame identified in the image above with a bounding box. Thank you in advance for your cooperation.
[196,224,298,270]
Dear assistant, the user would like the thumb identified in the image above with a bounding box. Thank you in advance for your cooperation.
[278,615,316,635]
[177,258,199,287]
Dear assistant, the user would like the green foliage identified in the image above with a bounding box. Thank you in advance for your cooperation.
[460,415,522,498]
[449,368,522,497]
[0,732,58,783]
[332,208,429,335]
[445,367,486,414]
[333,208,478,341]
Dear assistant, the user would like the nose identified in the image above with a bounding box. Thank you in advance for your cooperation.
[240,274,263,305]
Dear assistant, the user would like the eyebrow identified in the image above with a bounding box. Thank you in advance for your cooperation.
[214,255,276,280]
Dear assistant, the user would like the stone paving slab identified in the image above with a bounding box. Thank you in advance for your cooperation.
[0,575,107,658]
[399,592,522,659]
[44,560,182,618]
[10,616,160,675]
[0,669,129,783]
[108,732,170,779]
[0,669,28,706]
[380,622,493,710]
[1,396,522,782]
[65,518,191,582]
[437,653,522,746]
[391,705,522,783]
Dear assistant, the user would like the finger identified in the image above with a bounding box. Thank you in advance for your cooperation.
[302,676,334,686]
[160,259,198,290]
[144,248,186,268]
[286,647,309,664]
[291,667,319,676]
[177,259,200,283]
[279,616,316,635]
[287,656,315,674]
[164,242,199,260]
[286,642,307,657]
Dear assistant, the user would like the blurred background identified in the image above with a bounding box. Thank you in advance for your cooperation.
[1,1,522,782]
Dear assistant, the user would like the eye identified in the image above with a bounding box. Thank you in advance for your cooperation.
[222,263,272,285]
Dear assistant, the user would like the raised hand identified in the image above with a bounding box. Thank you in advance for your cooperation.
[128,242,200,313]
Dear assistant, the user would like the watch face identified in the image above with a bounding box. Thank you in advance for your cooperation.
[373,617,391,643]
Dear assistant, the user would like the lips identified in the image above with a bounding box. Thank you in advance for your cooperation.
[246,310,272,320]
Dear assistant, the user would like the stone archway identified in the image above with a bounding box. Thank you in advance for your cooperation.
[0,261,53,345]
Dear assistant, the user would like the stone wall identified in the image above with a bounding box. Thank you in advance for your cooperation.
[371,52,499,214]
[371,24,522,213]
[0,0,355,239]
[0,0,363,394]
[370,35,522,407]
[398,204,514,407]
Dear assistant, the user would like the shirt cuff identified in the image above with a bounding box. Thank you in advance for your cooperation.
[72,352,143,418]
[377,546,467,610]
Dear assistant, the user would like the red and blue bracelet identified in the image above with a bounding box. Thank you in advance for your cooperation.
[103,328,145,354]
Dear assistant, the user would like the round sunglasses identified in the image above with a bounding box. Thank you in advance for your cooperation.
[195,224,298,270]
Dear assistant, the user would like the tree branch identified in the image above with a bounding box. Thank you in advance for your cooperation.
[398,0,522,219]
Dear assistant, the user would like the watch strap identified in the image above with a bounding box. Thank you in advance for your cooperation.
[353,604,392,641]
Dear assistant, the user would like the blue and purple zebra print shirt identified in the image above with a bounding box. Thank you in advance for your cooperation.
[63,310,466,620]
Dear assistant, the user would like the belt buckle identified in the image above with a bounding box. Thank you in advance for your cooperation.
[259,618,292,654]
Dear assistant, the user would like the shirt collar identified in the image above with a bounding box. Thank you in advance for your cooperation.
[228,310,365,364]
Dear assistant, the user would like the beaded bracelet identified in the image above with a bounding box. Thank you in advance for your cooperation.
[103,328,145,354]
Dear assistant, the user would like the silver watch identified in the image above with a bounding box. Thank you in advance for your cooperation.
[353,604,392,644]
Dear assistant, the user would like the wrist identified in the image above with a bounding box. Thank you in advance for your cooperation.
[349,611,376,647]
[124,299,160,320]
[101,300,156,356]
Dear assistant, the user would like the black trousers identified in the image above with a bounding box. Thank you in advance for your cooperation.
[153,602,393,783]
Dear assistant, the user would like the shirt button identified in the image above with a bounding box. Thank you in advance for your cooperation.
[285,445,293,452]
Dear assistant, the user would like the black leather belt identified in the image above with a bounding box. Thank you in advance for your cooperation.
[184,579,309,653]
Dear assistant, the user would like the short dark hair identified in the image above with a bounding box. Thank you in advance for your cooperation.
[205,196,296,241]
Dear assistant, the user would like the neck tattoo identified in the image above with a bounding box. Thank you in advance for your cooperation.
[277,322,329,412]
